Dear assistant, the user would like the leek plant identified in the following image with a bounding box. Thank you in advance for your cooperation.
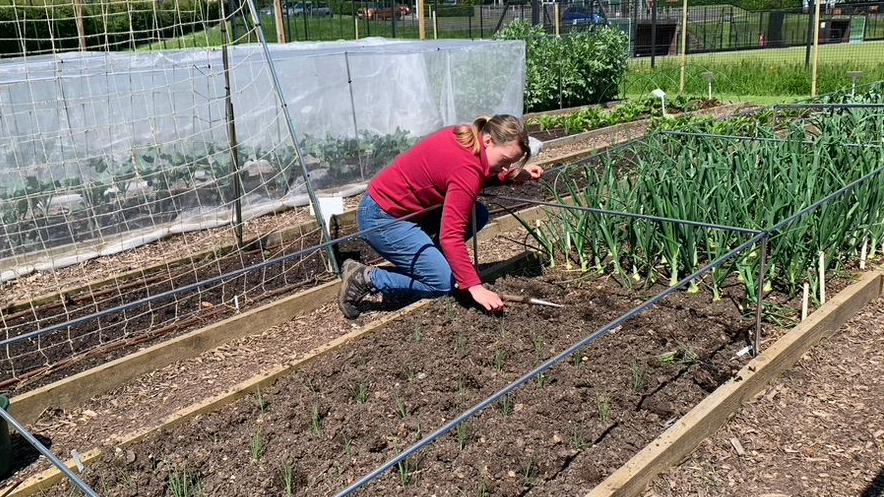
[525,100,884,307]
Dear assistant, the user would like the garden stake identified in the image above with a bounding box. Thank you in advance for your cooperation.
[801,282,810,321]
[753,237,767,356]
[499,294,564,308]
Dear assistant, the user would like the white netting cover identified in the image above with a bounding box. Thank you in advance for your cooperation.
[0,38,526,281]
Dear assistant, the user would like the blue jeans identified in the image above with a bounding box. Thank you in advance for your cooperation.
[358,194,489,299]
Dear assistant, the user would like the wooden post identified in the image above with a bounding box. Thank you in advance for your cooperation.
[220,0,244,247]
[73,0,87,51]
[554,2,560,36]
[417,0,426,39]
[274,0,287,43]
[811,0,822,96]
[679,0,688,93]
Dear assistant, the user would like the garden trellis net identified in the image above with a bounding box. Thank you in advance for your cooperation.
[0,0,525,389]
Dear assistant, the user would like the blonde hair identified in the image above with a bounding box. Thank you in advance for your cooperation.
[455,114,531,166]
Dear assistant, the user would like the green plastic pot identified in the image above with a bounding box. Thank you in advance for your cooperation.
[0,396,9,479]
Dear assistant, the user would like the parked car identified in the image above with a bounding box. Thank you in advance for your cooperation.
[287,2,333,17]
[561,6,606,27]
[358,3,405,20]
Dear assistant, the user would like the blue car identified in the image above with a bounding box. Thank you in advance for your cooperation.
[562,6,606,27]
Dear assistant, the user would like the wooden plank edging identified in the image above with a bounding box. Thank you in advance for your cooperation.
[9,280,340,426]
[586,270,884,497]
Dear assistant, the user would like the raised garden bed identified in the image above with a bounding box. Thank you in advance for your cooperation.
[526,96,720,142]
[36,263,753,497]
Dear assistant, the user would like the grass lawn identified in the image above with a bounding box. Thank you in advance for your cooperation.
[625,41,884,97]
[141,13,480,50]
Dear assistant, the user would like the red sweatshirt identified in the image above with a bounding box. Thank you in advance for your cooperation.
[368,127,508,290]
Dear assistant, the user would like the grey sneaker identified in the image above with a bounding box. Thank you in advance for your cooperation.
[338,259,375,319]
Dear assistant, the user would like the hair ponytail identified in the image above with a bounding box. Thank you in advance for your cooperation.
[455,114,531,165]
[455,115,492,155]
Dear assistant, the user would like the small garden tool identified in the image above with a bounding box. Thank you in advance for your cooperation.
[499,293,564,308]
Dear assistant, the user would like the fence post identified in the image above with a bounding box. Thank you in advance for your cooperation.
[811,0,821,96]
[650,0,657,68]
[418,0,427,39]
[432,8,437,38]
[301,0,309,39]
[554,2,560,36]
[479,4,484,38]
[274,0,287,42]
[73,0,87,50]
[679,0,688,93]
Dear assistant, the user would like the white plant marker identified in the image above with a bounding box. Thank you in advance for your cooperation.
[801,282,810,321]
[818,251,826,305]
[860,238,868,270]
[234,295,241,313]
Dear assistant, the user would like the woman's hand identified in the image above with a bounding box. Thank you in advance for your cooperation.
[506,165,545,184]
[468,285,504,313]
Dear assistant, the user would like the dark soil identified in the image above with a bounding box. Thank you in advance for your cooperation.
[529,129,570,141]
[42,264,752,497]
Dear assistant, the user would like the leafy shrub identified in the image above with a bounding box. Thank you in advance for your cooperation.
[687,0,801,11]
[495,20,629,112]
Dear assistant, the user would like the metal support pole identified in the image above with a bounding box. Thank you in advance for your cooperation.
[0,408,100,497]
[302,0,309,39]
[472,205,479,270]
[221,1,244,248]
[753,236,767,356]
[392,0,397,37]
[243,0,338,273]
[479,4,483,38]
[344,52,365,181]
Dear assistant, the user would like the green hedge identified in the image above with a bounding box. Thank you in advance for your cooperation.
[687,0,801,11]
[328,0,361,16]
[0,0,221,55]
[435,5,474,17]
[495,20,629,112]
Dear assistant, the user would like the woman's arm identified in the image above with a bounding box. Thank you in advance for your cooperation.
[440,174,504,312]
